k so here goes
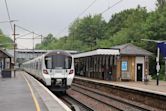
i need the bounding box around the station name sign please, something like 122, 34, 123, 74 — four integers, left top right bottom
157, 42, 166, 58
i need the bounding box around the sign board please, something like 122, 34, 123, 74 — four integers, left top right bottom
157, 42, 166, 57
121, 61, 128, 71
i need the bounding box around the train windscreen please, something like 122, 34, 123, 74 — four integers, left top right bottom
45, 55, 72, 69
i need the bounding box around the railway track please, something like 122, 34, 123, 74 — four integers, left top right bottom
56, 93, 94, 111
71, 83, 152, 111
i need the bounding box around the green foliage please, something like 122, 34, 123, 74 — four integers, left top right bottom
36, 33, 57, 49
68, 14, 107, 51
156, 0, 166, 9
36, 5, 166, 79
159, 65, 166, 80
106, 7, 149, 47
152, 64, 166, 81
0, 30, 13, 49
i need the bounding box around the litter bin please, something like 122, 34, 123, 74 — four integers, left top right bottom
1, 69, 11, 78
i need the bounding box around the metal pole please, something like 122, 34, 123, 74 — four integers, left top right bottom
41, 35, 43, 43
33, 32, 34, 50
32, 32, 34, 58
165, 57, 166, 81
13, 24, 16, 77
156, 47, 160, 85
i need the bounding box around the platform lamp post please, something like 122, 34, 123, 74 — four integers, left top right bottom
156, 47, 160, 85
157, 42, 166, 84
13, 24, 16, 77
141, 39, 166, 86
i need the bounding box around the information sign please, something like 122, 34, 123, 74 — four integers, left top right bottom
121, 61, 128, 71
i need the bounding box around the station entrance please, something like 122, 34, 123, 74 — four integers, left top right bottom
137, 63, 143, 81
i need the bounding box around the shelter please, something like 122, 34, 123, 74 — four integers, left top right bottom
112, 43, 152, 81
73, 49, 120, 80
0, 49, 13, 73
74, 43, 152, 82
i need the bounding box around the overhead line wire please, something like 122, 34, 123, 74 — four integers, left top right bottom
17, 35, 41, 39
4, 0, 13, 33
101, 0, 123, 14
77, 0, 97, 17
17, 38, 41, 39
55, 0, 123, 37
16, 32, 33, 39
15, 24, 45, 50
95, 0, 124, 37
88, 0, 123, 49
15, 25, 46, 38
16, 25, 39, 37
0, 20, 12, 23
55, 0, 97, 37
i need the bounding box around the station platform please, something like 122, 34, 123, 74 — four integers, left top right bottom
75, 76, 166, 96
0, 71, 71, 111
74, 76, 166, 110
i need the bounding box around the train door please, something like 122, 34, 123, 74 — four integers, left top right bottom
137, 63, 143, 81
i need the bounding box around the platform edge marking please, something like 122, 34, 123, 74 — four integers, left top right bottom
23, 74, 41, 111
26, 73, 72, 111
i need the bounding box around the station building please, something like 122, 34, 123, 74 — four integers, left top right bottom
0, 49, 13, 74
73, 43, 152, 82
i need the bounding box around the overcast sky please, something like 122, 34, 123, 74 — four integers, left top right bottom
0, 0, 157, 49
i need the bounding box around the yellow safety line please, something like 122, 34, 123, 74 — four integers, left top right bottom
23, 74, 41, 111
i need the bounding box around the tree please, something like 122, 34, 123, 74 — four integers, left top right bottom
156, 0, 166, 8
35, 33, 57, 49
69, 14, 107, 50
35, 5, 166, 80
0, 29, 13, 49
105, 7, 149, 47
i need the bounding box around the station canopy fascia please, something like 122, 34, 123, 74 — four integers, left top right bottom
0, 49, 13, 58
73, 49, 120, 58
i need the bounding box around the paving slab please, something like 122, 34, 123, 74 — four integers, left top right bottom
0, 71, 48, 111
75, 76, 166, 95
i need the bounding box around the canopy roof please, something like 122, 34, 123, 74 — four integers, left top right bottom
112, 43, 152, 56
0, 49, 13, 58
73, 49, 120, 58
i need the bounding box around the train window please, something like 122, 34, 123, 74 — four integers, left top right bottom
65, 57, 72, 69
45, 55, 72, 69
45, 57, 52, 69
52, 55, 72, 69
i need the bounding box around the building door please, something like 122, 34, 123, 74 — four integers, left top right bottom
137, 64, 143, 81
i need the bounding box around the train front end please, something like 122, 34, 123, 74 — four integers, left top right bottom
42, 51, 74, 91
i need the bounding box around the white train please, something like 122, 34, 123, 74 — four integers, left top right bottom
22, 50, 75, 91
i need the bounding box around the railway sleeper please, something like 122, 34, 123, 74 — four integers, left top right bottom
72, 83, 162, 111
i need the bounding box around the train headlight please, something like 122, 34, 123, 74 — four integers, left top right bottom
43, 69, 48, 74
69, 69, 74, 74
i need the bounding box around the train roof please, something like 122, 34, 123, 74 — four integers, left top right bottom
45, 50, 72, 57
73, 49, 120, 58
23, 50, 72, 64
